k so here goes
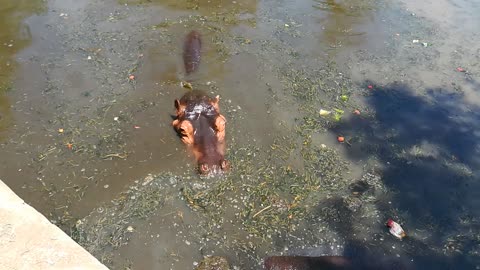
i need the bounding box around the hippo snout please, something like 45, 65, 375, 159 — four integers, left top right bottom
199, 160, 229, 176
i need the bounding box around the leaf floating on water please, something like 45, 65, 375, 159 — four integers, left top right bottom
319, 109, 331, 116
181, 81, 193, 90
333, 108, 344, 121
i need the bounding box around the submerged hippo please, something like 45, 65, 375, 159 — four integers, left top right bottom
264, 255, 412, 270
264, 256, 352, 270
183, 30, 202, 75
172, 30, 229, 176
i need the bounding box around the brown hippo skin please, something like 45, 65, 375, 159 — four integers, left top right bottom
264, 256, 353, 270
183, 30, 202, 75
172, 30, 228, 175
264, 256, 413, 270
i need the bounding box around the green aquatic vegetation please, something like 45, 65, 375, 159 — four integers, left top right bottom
333, 108, 345, 122
73, 175, 176, 258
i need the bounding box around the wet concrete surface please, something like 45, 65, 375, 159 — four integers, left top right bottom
1, 0, 480, 269
0, 179, 109, 270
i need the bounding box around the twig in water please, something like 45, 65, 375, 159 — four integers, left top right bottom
102, 153, 128, 159
252, 205, 272, 219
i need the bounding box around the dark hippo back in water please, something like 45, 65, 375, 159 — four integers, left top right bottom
264, 256, 352, 270
264, 255, 414, 270
183, 30, 202, 75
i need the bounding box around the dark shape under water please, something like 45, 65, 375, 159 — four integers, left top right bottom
183, 30, 202, 75
264, 255, 413, 270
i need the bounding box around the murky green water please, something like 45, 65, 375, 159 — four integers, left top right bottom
1, 0, 480, 269
0, 0, 44, 140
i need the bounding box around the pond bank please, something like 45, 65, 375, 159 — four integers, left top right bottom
0, 179, 109, 270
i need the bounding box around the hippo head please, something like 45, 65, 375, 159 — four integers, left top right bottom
191, 113, 229, 176
172, 90, 228, 176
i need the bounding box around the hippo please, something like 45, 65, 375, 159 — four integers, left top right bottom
172, 30, 229, 176
264, 256, 352, 270
264, 255, 413, 270
183, 30, 202, 75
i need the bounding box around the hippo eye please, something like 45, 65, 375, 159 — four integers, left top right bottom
179, 127, 189, 136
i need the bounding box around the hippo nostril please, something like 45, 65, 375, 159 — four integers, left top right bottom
200, 164, 209, 174
220, 160, 229, 170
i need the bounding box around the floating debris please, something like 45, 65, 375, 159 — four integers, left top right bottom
319, 109, 331, 116
337, 136, 345, 143
333, 108, 344, 121
181, 81, 193, 90
195, 256, 229, 270
386, 219, 406, 239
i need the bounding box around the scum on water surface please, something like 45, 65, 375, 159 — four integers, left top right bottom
2, 0, 480, 268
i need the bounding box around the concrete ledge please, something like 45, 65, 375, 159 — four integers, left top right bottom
0, 180, 109, 270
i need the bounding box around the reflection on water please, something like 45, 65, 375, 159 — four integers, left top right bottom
120, 0, 257, 14
259, 0, 381, 63
0, 0, 45, 139
313, 0, 375, 48
0, 93, 10, 140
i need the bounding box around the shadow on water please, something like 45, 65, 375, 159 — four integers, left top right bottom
327, 83, 480, 269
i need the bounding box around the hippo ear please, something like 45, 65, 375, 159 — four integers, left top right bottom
175, 99, 186, 116
212, 95, 220, 112
175, 99, 181, 111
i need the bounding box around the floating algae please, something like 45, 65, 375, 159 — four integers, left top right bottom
69, 2, 396, 268
72, 174, 178, 262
